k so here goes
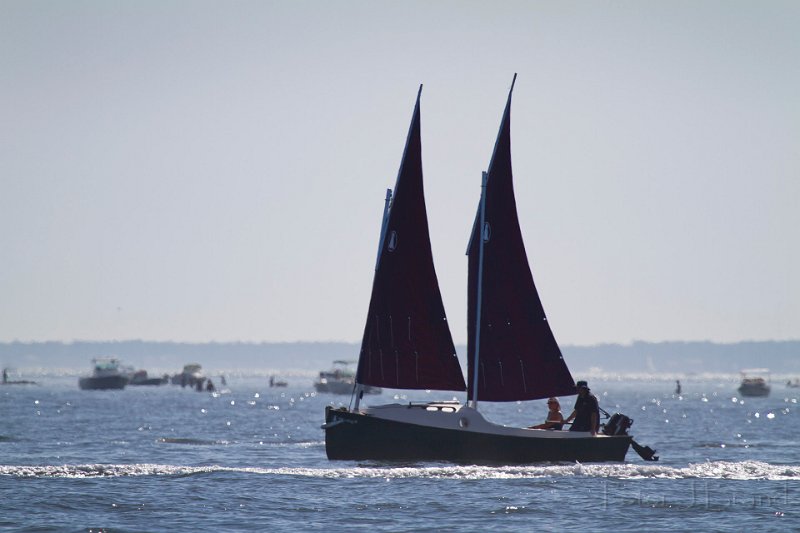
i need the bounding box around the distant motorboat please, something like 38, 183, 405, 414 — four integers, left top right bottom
314, 360, 381, 395
78, 358, 129, 390
738, 368, 770, 397
1, 367, 37, 386
171, 363, 205, 388
129, 370, 169, 386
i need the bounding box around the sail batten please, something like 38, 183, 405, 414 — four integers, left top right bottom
467, 75, 576, 402
355, 87, 467, 392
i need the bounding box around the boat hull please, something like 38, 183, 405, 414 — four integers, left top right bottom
130, 378, 168, 386
78, 376, 128, 390
738, 384, 770, 397
324, 405, 631, 463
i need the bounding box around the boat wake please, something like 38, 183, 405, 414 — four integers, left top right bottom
2, 460, 799, 480
156, 437, 231, 445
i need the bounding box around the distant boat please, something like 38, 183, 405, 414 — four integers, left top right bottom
738, 368, 770, 397
269, 376, 288, 388
323, 77, 653, 463
78, 358, 129, 390
314, 360, 381, 395
1, 367, 37, 386
171, 363, 205, 388
129, 370, 169, 386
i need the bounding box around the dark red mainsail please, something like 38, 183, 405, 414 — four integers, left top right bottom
467, 75, 576, 402
356, 87, 467, 392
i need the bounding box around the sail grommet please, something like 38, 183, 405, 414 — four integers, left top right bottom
388, 231, 398, 251
459, 417, 469, 428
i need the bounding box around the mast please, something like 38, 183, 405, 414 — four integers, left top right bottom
354, 187, 393, 411
469, 171, 489, 408
374, 189, 393, 270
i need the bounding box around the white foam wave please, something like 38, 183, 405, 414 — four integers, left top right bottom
2, 460, 798, 480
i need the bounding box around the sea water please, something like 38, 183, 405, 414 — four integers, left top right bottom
1, 375, 798, 531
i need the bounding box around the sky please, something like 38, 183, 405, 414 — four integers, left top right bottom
1, 1, 798, 346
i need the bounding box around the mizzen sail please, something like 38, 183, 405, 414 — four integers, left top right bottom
467, 75, 576, 402
356, 87, 467, 392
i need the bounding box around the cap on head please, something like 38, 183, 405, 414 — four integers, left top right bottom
576, 380, 589, 389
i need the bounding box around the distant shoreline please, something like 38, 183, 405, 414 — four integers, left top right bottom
2, 339, 798, 374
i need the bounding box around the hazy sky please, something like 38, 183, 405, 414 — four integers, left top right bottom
2, 1, 798, 346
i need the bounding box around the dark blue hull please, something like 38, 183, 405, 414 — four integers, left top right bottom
324, 406, 631, 464
78, 375, 128, 390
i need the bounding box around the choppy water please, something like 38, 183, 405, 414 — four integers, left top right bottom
1, 375, 798, 531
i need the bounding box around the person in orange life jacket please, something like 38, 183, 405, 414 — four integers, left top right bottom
529, 397, 564, 429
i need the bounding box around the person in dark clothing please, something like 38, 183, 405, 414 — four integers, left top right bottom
564, 380, 599, 435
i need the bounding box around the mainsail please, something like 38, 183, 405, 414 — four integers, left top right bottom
355, 87, 467, 392
467, 75, 576, 402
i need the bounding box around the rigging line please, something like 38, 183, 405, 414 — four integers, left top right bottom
395, 348, 400, 387
389, 315, 397, 385
519, 359, 527, 393
407, 316, 420, 384
377, 316, 385, 381
366, 327, 373, 378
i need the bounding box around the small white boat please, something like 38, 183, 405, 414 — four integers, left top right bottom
738, 368, 770, 397
314, 360, 381, 395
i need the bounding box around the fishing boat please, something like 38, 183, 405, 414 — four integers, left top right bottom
323, 76, 655, 464
78, 358, 129, 390
737, 368, 770, 397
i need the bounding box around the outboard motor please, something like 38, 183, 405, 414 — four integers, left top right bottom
602, 412, 659, 461
602, 413, 633, 436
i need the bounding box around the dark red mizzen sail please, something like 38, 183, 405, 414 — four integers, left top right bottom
356, 87, 467, 392
467, 75, 576, 402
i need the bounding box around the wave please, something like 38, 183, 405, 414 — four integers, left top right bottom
2, 460, 799, 480
156, 437, 231, 445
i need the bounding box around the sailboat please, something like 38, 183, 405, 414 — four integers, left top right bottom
323, 76, 644, 463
